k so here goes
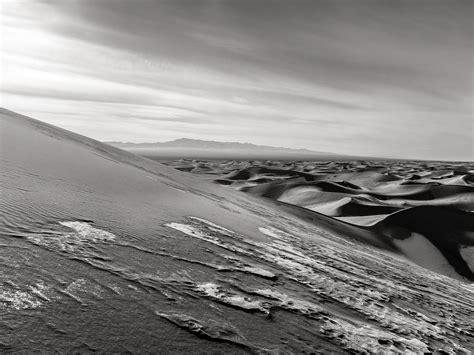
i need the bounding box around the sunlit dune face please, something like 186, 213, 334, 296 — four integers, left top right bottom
1, 0, 472, 160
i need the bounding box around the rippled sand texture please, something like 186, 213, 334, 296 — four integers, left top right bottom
1, 109, 473, 353
161, 159, 474, 281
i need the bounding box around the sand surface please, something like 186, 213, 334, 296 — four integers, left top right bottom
1, 108, 473, 353
160, 158, 474, 281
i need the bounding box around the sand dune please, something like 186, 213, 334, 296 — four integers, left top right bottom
373, 206, 474, 280
1, 109, 473, 353
162, 159, 474, 281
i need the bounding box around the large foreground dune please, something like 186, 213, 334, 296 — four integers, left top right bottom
1, 108, 473, 353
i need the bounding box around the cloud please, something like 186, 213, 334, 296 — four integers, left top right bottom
1, 0, 472, 160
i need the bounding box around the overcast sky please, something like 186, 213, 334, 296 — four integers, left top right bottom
2, 0, 473, 160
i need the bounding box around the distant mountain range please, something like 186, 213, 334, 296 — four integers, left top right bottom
105, 138, 363, 160
107, 138, 332, 154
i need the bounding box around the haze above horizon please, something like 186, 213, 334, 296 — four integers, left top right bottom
1, 0, 472, 160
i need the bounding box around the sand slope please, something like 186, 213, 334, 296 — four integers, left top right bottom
162, 159, 474, 281
373, 206, 474, 280
1, 109, 473, 353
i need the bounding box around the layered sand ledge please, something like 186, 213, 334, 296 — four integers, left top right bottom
1, 108, 473, 353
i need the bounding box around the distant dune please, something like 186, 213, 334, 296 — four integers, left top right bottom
162, 159, 474, 281
1, 108, 473, 353
106, 138, 363, 160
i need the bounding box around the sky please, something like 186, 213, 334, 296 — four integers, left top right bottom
1, 0, 473, 160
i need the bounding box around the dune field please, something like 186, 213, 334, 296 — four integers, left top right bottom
1, 109, 473, 353
160, 159, 474, 282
